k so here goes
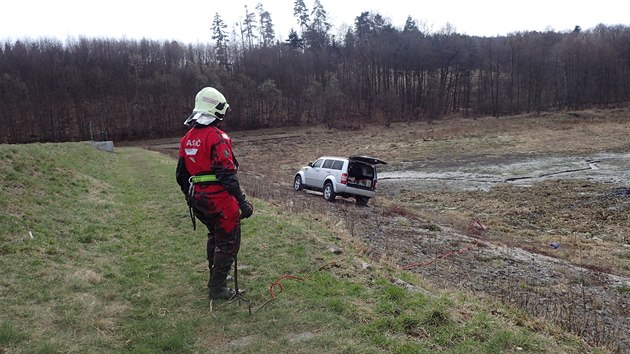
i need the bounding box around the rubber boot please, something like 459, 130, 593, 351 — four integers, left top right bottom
208, 257, 235, 300
206, 247, 232, 288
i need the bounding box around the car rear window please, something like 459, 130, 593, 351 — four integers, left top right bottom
322, 159, 334, 169
332, 160, 344, 170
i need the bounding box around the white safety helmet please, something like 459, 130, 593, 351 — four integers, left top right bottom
184, 87, 230, 126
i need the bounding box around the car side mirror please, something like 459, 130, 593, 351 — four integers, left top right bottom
308, 162, 313, 167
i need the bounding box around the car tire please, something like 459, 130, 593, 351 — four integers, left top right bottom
355, 196, 370, 206
293, 175, 303, 191
323, 182, 336, 202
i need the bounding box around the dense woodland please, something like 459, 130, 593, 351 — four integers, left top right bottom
1, 1, 629, 143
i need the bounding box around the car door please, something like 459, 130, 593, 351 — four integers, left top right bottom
304, 158, 324, 187
346, 156, 386, 196
349, 155, 387, 166
318, 159, 335, 187
330, 159, 346, 190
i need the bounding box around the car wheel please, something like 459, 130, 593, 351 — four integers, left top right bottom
293, 175, 303, 191
323, 182, 336, 202
355, 196, 370, 206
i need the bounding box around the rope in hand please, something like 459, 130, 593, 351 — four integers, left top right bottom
401, 243, 477, 270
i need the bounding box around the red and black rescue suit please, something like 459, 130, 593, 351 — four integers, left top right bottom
176, 123, 251, 296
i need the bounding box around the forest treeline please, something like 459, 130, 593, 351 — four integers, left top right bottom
1, 1, 629, 143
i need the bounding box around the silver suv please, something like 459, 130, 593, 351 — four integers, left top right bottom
293, 155, 386, 206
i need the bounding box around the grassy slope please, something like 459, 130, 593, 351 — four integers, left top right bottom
0, 143, 602, 353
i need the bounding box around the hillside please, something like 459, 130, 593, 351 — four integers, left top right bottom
0, 143, 601, 353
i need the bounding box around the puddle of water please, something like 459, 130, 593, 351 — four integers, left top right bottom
380, 152, 630, 192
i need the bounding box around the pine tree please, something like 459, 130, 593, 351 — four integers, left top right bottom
241, 5, 257, 50
211, 12, 229, 67
256, 3, 276, 47
286, 29, 304, 50
306, 0, 331, 49
403, 16, 420, 33
293, 0, 309, 38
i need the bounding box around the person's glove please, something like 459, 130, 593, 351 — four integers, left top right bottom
239, 201, 254, 219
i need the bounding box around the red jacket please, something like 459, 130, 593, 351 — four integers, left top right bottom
176, 124, 245, 212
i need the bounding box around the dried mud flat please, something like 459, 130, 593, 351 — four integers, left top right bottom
151, 109, 630, 351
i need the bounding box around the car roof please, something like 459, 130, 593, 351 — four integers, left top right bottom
317, 156, 348, 161
349, 155, 387, 165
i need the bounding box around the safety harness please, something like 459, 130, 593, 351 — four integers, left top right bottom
187, 174, 220, 230
190, 174, 219, 184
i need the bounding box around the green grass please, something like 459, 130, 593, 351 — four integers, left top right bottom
0, 142, 602, 353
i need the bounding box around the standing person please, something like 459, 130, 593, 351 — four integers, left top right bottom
176, 87, 253, 300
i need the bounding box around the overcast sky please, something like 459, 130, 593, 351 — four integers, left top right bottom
2, 0, 629, 44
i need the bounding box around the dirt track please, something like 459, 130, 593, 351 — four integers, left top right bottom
152, 109, 630, 352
